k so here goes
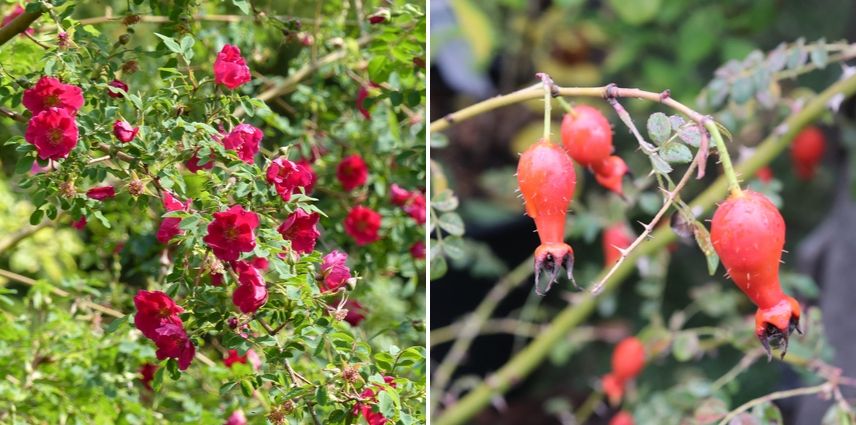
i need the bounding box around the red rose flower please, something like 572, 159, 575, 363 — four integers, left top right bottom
72, 216, 87, 230
186, 149, 215, 172
2, 5, 34, 35
266, 157, 314, 202
319, 250, 351, 292
296, 159, 317, 194
107, 79, 129, 98
354, 376, 396, 425
157, 191, 191, 244
139, 363, 157, 391
225, 410, 247, 425
343, 299, 367, 326
403, 192, 426, 224
223, 349, 261, 371
24, 107, 79, 160
86, 186, 116, 201
410, 241, 425, 259
113, 120, 139, 143
336, 154, 368, 191
153, 323, 195, 370
390, 184, 411, 206
133, 290, 184, 340
232, 260, 268, 313
23, 76, 84, 115
222, 123, 262, 164
277, 209, 320, 255
203, 205, 259, 262
213, 44, 251, 90
250, 257, 269, 271
344, 205, 381, 245
210, 273, 224, 286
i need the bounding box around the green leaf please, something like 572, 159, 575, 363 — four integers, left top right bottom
606, 0, 661, 25
693, 222, 719, 275
676, 125, 702, 148
810, 40, 828, 69
438, 212, 465, 236
430, 254, 447, 280
154, 33, 183, 55
29, 208, 44, 225
103, 315, 127, 335
442, 236, 466, 258
431, 189, 459, 212
659, 142, 693, 163
649, 154, 673, 174
378, 391, 396, 418
647, 112, 672, 145
672, 332, 700, 361
232, 0, 251, 14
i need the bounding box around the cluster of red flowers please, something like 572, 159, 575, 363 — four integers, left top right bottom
133, 290, 196, 370
266, 157, 314, 201
223, 349, 261, 371
391, 184, 426, 224
354, 376, 397, 425
23, 77, 83, 160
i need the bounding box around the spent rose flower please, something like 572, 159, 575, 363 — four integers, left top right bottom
203, 205, 259, 262
344, 206, 381, 245
225, 410, 248, 425
86, 186, 116, 201
23, 77, 84, 115
410, 241, 425, 259
277, 209, 320, 255
153, 323, 195, 370
107, 79, 129, 98
133, 290, 184, 340
2, 5, 34, 35
266, 157, 314, 202
24, 107, 79, 160
139, 363, 157, 391
319, 250, 351, 292
213, 44, 251, 90
343, 299, 367, 326
223, 349, 261, 371
157, 191, 191, 244
336, 154, 368, 191
222, 124, 262, 164
113, 120, 139, 143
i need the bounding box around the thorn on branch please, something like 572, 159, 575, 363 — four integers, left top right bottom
659, 89, 671, 101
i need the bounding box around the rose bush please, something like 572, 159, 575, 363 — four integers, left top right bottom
0, 1, 426, 424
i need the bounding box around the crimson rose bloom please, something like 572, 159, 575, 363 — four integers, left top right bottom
403, 192, 426, 224
139, 363, 157, 391
203, 205, 259, 262
410, 241, 425, 259
319, 250, 351, 292
232, 261, 268, 313
266, 157, 314, 202
223, 349, 261, 371
213, 44, 251, 90
354, 376, 397, 425
72, 216, 87, 230
24, 107, 79, 160
344, 205, 381, 245
23, 77, 84, 115
133, 290, 184, 340
297, 159, 317, 194
225, 410, 248, 425
113, 120, 139, 143
336, 154, 368, 191
390, 184, 411, 206
157, 191, 191, 244
222, 123, 262, 164
277, 209, 320, 255
153, 323, 196, 371
86, 186, 116, 201
107, 79, 128, 98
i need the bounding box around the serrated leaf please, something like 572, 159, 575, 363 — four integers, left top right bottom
647, 112, 672, 145
442, 236, 466, 258
154, 33, 182, 54
649, 153, 673, 174
431, 189, 459, 212
677, 125, 702, 148
438, 212, 464, 236
430, 254, 447, 280
669, 115, 686, 131
659, 142, 693, 163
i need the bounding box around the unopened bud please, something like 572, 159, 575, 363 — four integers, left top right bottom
123, 14, 141, 26
118, 33, 131, 45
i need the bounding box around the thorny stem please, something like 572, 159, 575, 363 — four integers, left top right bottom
590, 158, 697, 294
717, 383, 831, 425
432, 71, 856, 425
